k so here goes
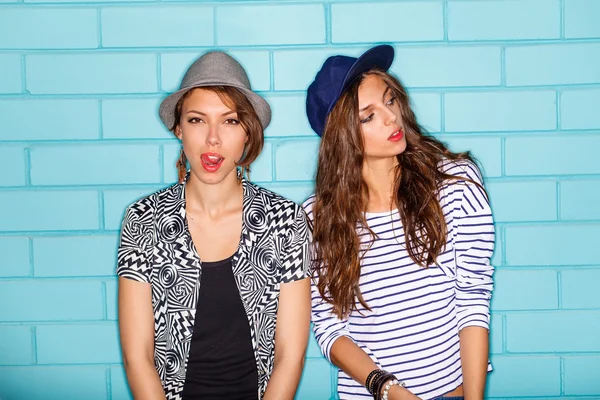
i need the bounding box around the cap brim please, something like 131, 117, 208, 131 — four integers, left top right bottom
342, 45, 395, 93
159, 83, 272, 131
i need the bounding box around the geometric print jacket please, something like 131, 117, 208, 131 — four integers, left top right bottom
116, 176, 310, 399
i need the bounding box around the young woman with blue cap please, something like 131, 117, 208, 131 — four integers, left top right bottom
117, 51, 311, 400
304, 45, 495, 400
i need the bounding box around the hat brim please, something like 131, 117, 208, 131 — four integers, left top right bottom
159, 82, 272, 131
326, 45, 395, 116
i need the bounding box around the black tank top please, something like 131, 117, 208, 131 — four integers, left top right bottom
182, 256, 258, 399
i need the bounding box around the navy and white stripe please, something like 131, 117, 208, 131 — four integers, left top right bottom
303, 159, 494, 400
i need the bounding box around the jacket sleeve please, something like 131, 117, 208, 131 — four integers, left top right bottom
116, 205, 153, 283
279, 204, 311, 283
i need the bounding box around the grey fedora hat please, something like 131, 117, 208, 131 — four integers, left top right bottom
159, 51, 271, 130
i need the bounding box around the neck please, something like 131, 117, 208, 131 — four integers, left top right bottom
185, 169, 243, 218
362, 157, 399, 213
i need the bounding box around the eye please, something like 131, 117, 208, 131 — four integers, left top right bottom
187, 117, 203, 124
386, 97, 396, 106
360, 114, 374, 124
224, 118, 240, 125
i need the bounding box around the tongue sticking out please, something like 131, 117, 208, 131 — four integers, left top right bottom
201, 154, 223, 166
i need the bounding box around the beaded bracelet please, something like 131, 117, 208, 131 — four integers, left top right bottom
372, 372, 396, 400
381, 378, 405, 400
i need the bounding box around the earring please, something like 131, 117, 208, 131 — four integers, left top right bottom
176, 148, 187, 184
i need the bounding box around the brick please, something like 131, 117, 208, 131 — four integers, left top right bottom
250, 142, 272, 182
436, 136, 502, 178
274, 139, 319, 182
564, 356, 600, 395
0, 8, 97, 49
37, 323, 120, 364
506, 44, 600, 86
101, 6, 213, 47
102, 98, 170, 139
565, 0, 600, 38
30, 144, 161, 185
505, 224, 600, 266
507, 311, 600, 352
393, 46, 501, 88
104, 188, 162, 230
26, 0, 146, 3
445, 91, 556, 132
410, 93, 441, 133
486, 356, 560, 396
0, 190, 99, 231
489, 315, 502, 354
110, 365, 132, 400
260, 183, 314, 206
296, 358, 332, 400
486, 181, 557, 222
216, 4, 325, 46
561, 89, 600, 130
491, 270, 558, 311
161, 51, 270, 93
26, 53, 158, 94
505, 135, 600, 176
562, 269, 600, 309
0, 280, 103, 321
264, 95, 313, 138
0, 326, 33, 365
0, 99, 99, 140
33, 235, 118, 277
0, 366, 107, 400
331, 2, 443, 43
0, 146, 25, 186
273, 48, 358, 91
561, 180, 600, 220
0, 237, 30, 277
448, 0, 560, 40
106, 279, 117, 320
0, 54, 21, 93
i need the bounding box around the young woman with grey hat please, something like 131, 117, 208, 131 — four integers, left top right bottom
303, 45, 495, 400
116, 51, 311, 400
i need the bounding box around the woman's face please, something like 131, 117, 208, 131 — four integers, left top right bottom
176, 88, 247, 185
357, 74, 407, 162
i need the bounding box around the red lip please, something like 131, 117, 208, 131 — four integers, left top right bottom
200, 152, 224, 173
388, 129, 404, 142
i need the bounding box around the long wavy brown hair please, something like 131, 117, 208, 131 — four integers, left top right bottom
312, 70, 481, 319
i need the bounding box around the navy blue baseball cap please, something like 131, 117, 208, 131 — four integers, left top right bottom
306, 45, 395, 137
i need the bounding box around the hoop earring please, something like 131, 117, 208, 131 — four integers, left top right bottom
176, 148, 187, 184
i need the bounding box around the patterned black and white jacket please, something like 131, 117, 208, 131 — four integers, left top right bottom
116, 177, 310, 399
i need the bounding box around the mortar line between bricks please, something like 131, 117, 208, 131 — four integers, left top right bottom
557, 270, 563, 310
269, 51, 275, 91
107, 367, 112, 400
325, 3, 332, 44
24, 147, 31, 186
21, 54, 27, 94
443, 0, 448, 42
213, 7, 218, 46
28, 237, 34, 277
98, 190, 105, 230
500, 47, 506, 86
560, 357, 565, 395
97, 8, 102, 48
560, 0, 566, 39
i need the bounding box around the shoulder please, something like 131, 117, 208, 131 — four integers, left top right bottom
301, 194, 316, 223
245, 181, 306, 223
124, 182, 182, 219
438, 158, 483, 185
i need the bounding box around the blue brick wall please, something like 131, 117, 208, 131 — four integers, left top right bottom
0, 1, 599, 399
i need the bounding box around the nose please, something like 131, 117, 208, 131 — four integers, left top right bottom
205, 124, 221, 146
383, 106, 397, 126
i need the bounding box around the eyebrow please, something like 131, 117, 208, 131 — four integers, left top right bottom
359, 86, 392, 112
186, 110, 237, 116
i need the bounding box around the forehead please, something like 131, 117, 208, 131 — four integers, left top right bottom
357, 75, 389, 106
181, 88, 234, 112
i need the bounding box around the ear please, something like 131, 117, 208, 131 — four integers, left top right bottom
175, 126, 183, 140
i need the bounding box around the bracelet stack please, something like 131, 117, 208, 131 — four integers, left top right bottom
365, 369, 405, 400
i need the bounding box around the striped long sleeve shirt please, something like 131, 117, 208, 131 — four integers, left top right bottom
303, 159, 495, 400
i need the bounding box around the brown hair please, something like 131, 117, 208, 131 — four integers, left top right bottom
171, 86, 264, 182
312, 70, 482, 319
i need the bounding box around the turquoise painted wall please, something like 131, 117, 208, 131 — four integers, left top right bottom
1, 0, 600, 398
